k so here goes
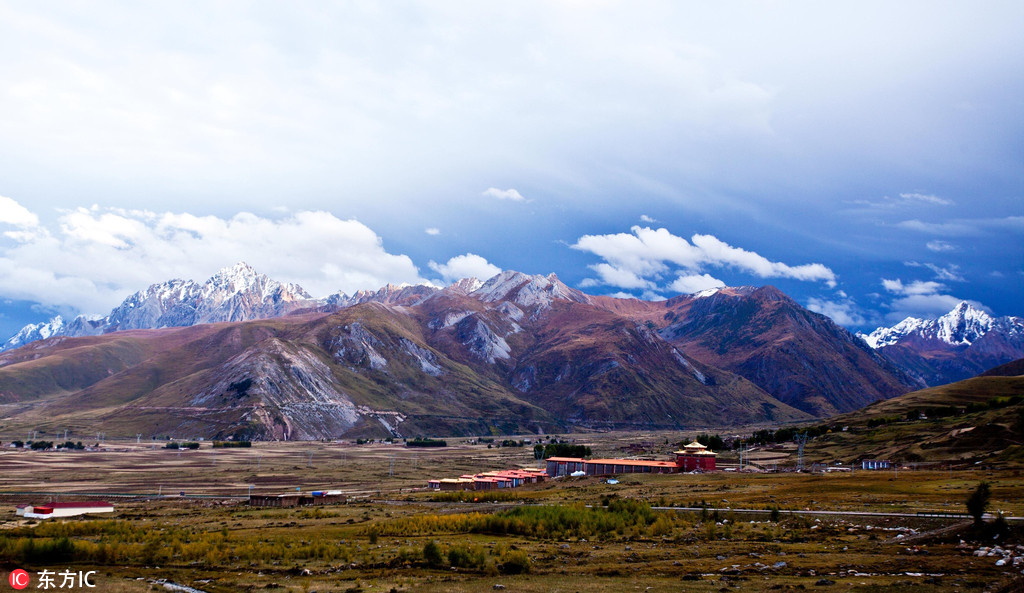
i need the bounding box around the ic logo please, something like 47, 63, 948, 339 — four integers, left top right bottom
9, 569, 30, 590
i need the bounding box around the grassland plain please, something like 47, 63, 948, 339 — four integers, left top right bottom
1, 436, 1023, 592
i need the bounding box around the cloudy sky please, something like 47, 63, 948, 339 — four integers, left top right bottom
0, 1, 1021, 339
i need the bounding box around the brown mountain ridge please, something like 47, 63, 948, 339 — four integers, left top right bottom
0, 270, 920, 439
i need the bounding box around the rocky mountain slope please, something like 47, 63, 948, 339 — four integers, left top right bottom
859, 302, 1024, 386
0, 272, 813, 439
593, 286, 919, 417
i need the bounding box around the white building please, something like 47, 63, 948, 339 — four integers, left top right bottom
18, 501, 114, 519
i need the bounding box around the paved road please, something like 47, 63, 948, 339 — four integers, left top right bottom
652, 505, 1023, 522
5, 491, 1021, 522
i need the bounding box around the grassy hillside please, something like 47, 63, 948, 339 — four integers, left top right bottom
981, 356, 1024, 377
802, 375, 1024, 467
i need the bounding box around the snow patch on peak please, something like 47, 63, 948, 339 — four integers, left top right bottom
447, 277, 484, 295
12, 315, 65, 342
862, 301, 1000, 348
691, 287, 722, 299
934, 302, 993, 345
471, 270, 590, 309
472, 270, 533, 302
209, 261, 258, 286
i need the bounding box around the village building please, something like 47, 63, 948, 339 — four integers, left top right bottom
17, 501, 114, 519
674, 442, 718, 472
248, 491, 345, 507
428, 445, 718, 490
427, 468, 548, 491
860, 459, 891, 470
545, 443, 717, 477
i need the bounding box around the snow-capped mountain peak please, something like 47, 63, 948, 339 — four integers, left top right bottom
201, 262, 312, 302
2, 263, 318, 351
446, 277, 484, 295
861, 301, 998, 348
206, 262, 260, 293
471, 270, 591, 308
934, 301, 993, 345
6, 315, 66, 345
691, 287, 723, 299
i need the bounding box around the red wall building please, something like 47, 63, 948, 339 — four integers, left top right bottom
674, 442, 717, 471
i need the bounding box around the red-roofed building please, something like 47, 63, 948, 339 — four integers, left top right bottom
674, 442, 717, 472
545, 444, 718, 477
426, 467, 549, 491
19, 501, 114, 519
546, 457, 682, 477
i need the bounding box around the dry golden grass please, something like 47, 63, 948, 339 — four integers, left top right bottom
1, 435, 1022, 592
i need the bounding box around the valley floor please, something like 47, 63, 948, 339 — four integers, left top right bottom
1, 436, 1023, 592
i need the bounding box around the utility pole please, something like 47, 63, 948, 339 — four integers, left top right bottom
794, 432, 808, 472
307, 450, 313, 468
136, 434, 142, 444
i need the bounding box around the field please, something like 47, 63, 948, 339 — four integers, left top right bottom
2, 433, 1023, 592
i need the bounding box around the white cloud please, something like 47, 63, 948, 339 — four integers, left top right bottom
639, 214, 657, 223
898, 192, 954, 206
897, 219, 977, 236
668, 273, 724, 294
881, 278, 946, 296
905, 261, 965, 282
897, 216, 1024, 237
879, 276, 984, 320
573, 226, 701, 277
925, 240, 957, 252
849, 191, 955, 211
429, 253, 501, 283
0, 195, 40, 228
572, 226, 836, 292
588, 263, 654, 290
806, 296, 867, 327
888, 293, 979, 320
483, 188, 526, 202
691, 234, 837, 286
0, 197, 428, 313
425, 227, 440, 236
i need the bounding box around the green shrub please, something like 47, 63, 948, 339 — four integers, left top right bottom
499, 549, 530, 574
447, 545, 486, 569
423, 540, 444, 567
967, 482, 991, 524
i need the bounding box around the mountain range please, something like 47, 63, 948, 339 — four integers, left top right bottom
859, 302, 1024, 386
0, 263, 1019, 439
1, 263, 433, 351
